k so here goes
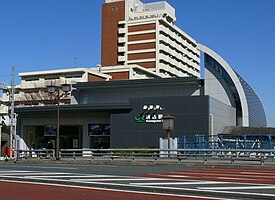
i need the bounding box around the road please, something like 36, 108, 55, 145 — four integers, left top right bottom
0, 163, 275, 199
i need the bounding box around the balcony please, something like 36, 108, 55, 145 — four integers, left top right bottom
118, 56, 126, 62
118, 46, 126, 52
118, 37, 126, 43
118, 28, 126, 34
0, 105, 8, 115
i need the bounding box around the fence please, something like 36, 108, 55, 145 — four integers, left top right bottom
18, 149, 55, 160
178, 134, 275, 149
17, 148, 275, 166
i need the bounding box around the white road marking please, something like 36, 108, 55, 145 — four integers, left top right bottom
166, 171, 274, 178
162, 175, 188, 178
25, 175, 117, 178
70, 178, 164, 182
131, 181, 226, 186
0, 172, 72, 176
0, 170, 33, 173
0, 174, 174, 183
68, 180, 275, 198
118, 184, 275, 198
2, 175, 187, 183
240, 171, 275, 175
217, 177, 263, 181
16, 166, 78, 170
199, 185, 275, 190
167, 173, 275, 179
1, 169, 275, 198
198, 188, 275, 197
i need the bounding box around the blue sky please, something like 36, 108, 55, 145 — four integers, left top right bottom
0, 0, 274, 126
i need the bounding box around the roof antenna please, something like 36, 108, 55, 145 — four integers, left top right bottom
74, 57, 79, 68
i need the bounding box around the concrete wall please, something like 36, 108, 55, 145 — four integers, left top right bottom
111, 96, 210, 148
74, 79, 202, 105
209, 97, 236, 135
204, 67, 235, 107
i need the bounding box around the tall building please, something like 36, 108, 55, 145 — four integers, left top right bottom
101, 0, 200, 79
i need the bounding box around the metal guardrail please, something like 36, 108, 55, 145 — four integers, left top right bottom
18, 149, 55, 160
17, 148, 275, 165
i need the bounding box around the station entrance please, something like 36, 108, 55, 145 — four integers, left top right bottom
25, 125, 82, 150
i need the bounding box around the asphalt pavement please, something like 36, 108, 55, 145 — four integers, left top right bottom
1, 162, 275, 199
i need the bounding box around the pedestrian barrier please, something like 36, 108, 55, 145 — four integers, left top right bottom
17, 148, 275, 166
18, 149, 55, 160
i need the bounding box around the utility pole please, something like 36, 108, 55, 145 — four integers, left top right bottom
0, 83, 8, 158
9, 66, 15, 159
0, 124, 2, 157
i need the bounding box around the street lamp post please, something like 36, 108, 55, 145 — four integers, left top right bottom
162, 115, 175, 157
162, 115, 175, 139
47, 83, 71, 160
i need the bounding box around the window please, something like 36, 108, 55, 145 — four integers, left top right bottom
89, 124, 110, 149
88, 124, 110, 136
112, 7, 118, 11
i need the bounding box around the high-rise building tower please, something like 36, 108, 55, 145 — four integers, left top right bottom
101, 0, 200, 80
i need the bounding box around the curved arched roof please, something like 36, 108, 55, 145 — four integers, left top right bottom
198, 44, 267, 127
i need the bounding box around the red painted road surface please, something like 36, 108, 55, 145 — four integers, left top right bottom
0, 181, 211, 200
145, 168, 275, 185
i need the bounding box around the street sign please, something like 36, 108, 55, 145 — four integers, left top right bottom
0, 82, 8, 90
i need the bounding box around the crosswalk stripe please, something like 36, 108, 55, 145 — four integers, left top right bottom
71, 178, 163, 182
122, 184, 275, 198
130, 181, 226, 186
1, 168, 275, 199
163, 175, 188, 178
217, 177, 265, 181
240, 171, 275, 175
0, 171, 33, 173
0, 172, 71, 176
25, 175, 116, 178
199, 185, 275, 190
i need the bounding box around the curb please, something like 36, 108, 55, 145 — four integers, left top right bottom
6, 158, 275, 169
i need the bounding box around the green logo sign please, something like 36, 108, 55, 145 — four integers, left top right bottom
134, 114, 145, 123
134, 104, 164, 124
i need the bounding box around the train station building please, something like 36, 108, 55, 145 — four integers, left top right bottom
1, 0, 268, 151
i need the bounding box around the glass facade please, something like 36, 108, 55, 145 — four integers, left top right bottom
237, 75, 267, 127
